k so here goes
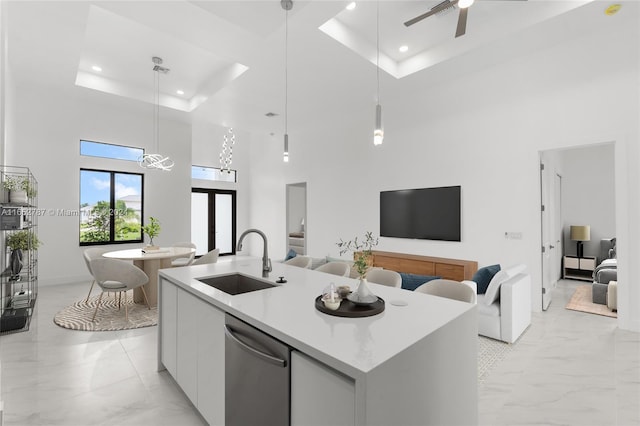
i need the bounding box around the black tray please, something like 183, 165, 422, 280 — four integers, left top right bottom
315, 295, 385, 318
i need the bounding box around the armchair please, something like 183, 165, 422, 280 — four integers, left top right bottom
475, 264, 531, 343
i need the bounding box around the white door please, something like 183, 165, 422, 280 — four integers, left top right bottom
191, 192, 209, 256
540, 156, 553, 310
191, 189, 236, 256
552, 173, 563, 282
214, 193, 233, 254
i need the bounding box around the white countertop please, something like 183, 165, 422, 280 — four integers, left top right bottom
159, 256, 475, 379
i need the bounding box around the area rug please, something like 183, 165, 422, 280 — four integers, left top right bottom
478, 336, 513, 383
53, 291, 157, 331
565, 284, 617, 318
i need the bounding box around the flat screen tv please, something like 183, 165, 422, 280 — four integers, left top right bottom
380, 186, 461, 242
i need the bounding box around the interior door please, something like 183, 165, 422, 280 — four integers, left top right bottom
552, 173, 563, 282
540, 156, 553, 310
191, 189, 236, 256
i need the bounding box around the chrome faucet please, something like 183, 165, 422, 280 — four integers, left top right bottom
236, 228, 272, 276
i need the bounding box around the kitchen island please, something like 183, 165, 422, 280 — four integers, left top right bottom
158, 256, 477, 426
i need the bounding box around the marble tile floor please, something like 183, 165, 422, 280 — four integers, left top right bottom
0, 280, 638, 425
479, 279, 640, 426
0, 282, 206, 426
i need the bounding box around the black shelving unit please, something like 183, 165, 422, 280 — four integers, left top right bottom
0, 166, 38, 335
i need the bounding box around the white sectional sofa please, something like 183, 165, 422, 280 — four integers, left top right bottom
476, 264, 531, 344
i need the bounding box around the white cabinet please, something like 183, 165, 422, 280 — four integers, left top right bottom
177, 289, 199, 404
159, 279, 177, 377
159, 279, 225, 425
291, 351, 355, 426
196, 297, 225, 425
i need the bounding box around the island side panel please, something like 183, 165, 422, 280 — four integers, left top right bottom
363, 307, 477, 426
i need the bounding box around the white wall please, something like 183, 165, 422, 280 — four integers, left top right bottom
561, 144, 615, 260
8, 82, 191, 285
247, 8, 639, 330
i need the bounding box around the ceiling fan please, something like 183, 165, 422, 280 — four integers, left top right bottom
404, 0, 523, 38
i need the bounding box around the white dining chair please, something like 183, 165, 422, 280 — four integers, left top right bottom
89, 258, 150, 321
314, 261, 351, 277
415, 279, 476, 303
171, 242, 197, 267
283, 256, 312, 269
192, 248, 220, 265
83, 247, 113, 302
365, 268, 402, 288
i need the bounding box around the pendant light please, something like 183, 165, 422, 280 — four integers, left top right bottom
282, 0, 293, 162
139, 57, 174, 171
373, 1, 384, 146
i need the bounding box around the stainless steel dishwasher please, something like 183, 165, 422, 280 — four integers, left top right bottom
225, 313, 291, 426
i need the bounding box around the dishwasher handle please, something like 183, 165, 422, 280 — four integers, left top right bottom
224, 325, 288, 368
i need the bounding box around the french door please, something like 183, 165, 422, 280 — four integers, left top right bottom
191, 189, 236, 256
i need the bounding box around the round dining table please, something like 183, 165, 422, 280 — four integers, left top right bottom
102, 246, 195, 307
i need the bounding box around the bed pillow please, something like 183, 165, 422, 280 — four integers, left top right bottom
285, 249, 297, 261
399, 272, 442, 291
483, 270, 509, 305
472, 264, 501, 294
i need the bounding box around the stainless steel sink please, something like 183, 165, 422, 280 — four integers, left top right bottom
197, 274, 276, 295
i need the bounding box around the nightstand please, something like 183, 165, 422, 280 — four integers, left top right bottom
563, 255, 596, 281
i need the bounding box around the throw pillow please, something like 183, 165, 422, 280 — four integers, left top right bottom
285, 249, 297, 261
472, 264, 501, 294
399, 272, 442, 291
483, 270, 509, 305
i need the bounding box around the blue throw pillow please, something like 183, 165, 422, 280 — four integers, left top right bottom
473, 264, 501, 294
399, 272, 441, 291
285, 249, 297, 261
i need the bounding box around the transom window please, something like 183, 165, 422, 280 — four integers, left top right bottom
192, 165, 237, 183
80, 140, 144, 162
80, 169, 144, 245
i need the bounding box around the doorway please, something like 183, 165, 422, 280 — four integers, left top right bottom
540, 143, 616, 311
191, 188, 237, 256
286, 183, 307, 255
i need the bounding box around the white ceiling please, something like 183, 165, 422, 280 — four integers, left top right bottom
6, 0, 627, 135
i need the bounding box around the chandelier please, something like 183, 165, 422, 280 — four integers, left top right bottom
139, 57, 174, 171
220, 127, 236, 173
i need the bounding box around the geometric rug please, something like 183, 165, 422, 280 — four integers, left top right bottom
478, 335, 514, 383
53, 291, 157, 331
565, 284, 617, 318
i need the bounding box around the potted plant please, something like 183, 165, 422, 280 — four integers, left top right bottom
6, 230, 41, 280
337, 231, 379, 304
2, 175, 37, 204
141, 216, 161, 250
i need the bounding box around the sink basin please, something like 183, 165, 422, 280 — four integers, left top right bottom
197, 274, 276, 295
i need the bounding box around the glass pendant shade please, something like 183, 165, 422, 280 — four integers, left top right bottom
373, 104, 384, 146
458, 0, 475, 8
283, 133, 289, 162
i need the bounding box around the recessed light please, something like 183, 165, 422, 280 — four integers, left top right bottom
605, 4, 621, 15
399, 45, 409, 53
176, 90, 184, 95
346, 2, 356, 11
91, 65, 102, 72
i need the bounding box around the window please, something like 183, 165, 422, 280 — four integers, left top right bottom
80, 169, 144, 245
80, 140, 144, 162
192, 165, 237, 183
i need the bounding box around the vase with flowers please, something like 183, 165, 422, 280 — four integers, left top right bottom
141, 216, 161, 250
337, 231, 379, 305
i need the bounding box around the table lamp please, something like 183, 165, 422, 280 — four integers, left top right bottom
570, 225, 590, 258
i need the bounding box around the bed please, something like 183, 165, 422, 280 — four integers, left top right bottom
288, 232, 305, 255
592, 238, 617, 305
